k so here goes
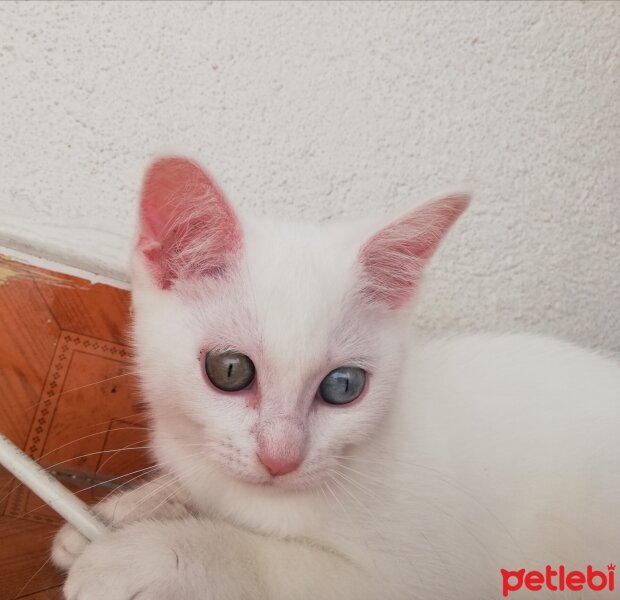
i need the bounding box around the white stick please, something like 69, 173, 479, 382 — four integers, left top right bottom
0, 433, 107, 540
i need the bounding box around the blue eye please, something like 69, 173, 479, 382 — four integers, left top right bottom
319, 367, 366, 405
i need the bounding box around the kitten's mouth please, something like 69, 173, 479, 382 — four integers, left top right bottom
228, 464, 315, 491
206, 447, 316, 490
257, 478, 276, 487
253, 467, 301, 487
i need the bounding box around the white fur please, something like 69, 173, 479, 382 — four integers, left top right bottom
54, 202, 620, 599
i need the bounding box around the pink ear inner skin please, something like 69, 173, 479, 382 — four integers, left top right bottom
359, 194, 469, 309
138, 157, 242, 289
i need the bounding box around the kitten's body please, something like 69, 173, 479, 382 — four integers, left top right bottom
53, 159, 620, 599
145, 334, 620, 600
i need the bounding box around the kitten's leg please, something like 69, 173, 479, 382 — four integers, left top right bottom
51, 475, 190, 570
64, 517, 376, 600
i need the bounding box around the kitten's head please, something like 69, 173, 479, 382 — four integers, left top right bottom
131, 157, 467, 494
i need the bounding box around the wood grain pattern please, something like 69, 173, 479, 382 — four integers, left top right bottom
0, 256, 150, 600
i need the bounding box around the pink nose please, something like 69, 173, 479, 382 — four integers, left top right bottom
257, 451, 300, 476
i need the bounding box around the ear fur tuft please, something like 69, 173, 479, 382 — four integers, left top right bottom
359, 194, 469, 309
137, 157, 242, 289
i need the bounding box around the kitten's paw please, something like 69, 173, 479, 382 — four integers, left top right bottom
52, 478, 191, 572
63, 522, 194, 600
51, 523, 89, 570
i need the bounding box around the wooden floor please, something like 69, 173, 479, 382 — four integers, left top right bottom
0, 256, 150, 600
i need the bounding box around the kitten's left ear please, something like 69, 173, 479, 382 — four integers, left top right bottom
359, 194, 469, 309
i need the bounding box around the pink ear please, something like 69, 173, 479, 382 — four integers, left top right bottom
137, 157, 242, 289
359, 194, 469, 309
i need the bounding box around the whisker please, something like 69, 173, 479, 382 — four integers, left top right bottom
0, 427, 159, 505
52, 372, 138, 398
23, 371, 139, 415
332, 453, 525, 562
128, 463, 201, 522
330, 470, 428, 589
13, 549, 56, 599
0, 445, 157, 506
15, 447, 206, 523
332, 461, 384, 484
41, 446, 155, 471
317, 482, 330, 508
96, 438, 150, 471
85, 412, 150, 430
141, 481, 185, 519
329, 472, 370, 514
331, 467, 381, 503
109, 448, 207, 521
323, 478, 356, 531
37, 426, 151, 464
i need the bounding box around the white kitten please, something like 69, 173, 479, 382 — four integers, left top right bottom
53, 158, 620, 600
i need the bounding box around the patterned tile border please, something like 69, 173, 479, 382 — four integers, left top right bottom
6, 331, 132, 523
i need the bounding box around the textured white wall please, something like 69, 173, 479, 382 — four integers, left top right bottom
1, 1, 619, 353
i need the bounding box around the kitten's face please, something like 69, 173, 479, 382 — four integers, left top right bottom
131, 158, 467, 492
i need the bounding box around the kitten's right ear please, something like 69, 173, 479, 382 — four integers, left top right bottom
137, 157, 242, 289
359, 194, 469, 309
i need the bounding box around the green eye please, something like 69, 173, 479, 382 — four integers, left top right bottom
205, 351, 256, 392
319, 367, 366, 405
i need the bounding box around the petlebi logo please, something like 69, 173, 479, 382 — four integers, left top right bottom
501, 564, 615, 597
